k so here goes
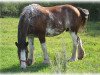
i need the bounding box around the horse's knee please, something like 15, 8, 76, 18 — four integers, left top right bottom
70, 32, 78, 47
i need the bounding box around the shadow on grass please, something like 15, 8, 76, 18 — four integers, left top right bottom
0, 63, 49, 73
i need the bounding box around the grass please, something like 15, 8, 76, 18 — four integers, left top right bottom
0, 18, 100, 74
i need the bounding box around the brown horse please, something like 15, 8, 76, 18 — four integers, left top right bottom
15, 4, 89, 69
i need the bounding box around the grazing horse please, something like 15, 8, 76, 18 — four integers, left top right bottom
15, 4, 89, 69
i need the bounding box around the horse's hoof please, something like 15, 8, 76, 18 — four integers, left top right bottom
68, 58, 77, 62
78, 57, 83, 60
78, 54, 84, 60
26, 59, 33, 66
78, 50, 85, 60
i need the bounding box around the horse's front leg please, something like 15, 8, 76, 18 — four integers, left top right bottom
69, 32, 78, 61
78, 37, 85, 60
38, 36, 50, 64
27, 36, 34, 66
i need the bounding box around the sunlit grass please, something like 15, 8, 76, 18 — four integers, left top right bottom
0, 18, 100, 73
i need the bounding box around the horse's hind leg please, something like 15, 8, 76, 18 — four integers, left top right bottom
38, 36, 50, 64
41, 43, 50, 64
77, 37, 85, 60
69, 32, 78, 61
27, 36, 34, 66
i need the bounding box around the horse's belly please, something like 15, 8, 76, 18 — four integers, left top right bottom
45, 27, 64, 37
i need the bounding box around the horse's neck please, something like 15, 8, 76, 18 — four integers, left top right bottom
18, 28, 27, 44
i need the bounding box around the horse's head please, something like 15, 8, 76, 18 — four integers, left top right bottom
15, 42, 28, 69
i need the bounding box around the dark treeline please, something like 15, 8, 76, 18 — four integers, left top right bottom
0, 2, 100, 21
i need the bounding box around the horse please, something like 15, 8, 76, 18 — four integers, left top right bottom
15, 3, 89, 69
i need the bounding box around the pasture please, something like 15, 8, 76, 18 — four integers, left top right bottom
0, 18, 100, 73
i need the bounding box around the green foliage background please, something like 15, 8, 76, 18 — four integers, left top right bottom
0, 2, 100, 21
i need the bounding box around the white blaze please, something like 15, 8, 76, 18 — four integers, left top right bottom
20, 50, 26, 69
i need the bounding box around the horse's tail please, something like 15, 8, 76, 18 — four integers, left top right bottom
77, 7, 89, 26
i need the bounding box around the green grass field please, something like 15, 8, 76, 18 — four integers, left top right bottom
0, 18, 100, 73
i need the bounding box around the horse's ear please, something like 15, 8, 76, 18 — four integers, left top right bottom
15, 42, 18, 46
26, 42, 28, 46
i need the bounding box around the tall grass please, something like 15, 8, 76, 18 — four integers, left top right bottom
50, 38, 68, 73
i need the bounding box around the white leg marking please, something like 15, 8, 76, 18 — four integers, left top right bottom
78, 37, 85, 59
28, 36, 34, 60
20, 50, 26, 69
70, 32, 78, 61
78, 37, 83, 47
41, 43, 50, 64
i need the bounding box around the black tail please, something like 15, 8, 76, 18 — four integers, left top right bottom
77, 7, 89, 25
